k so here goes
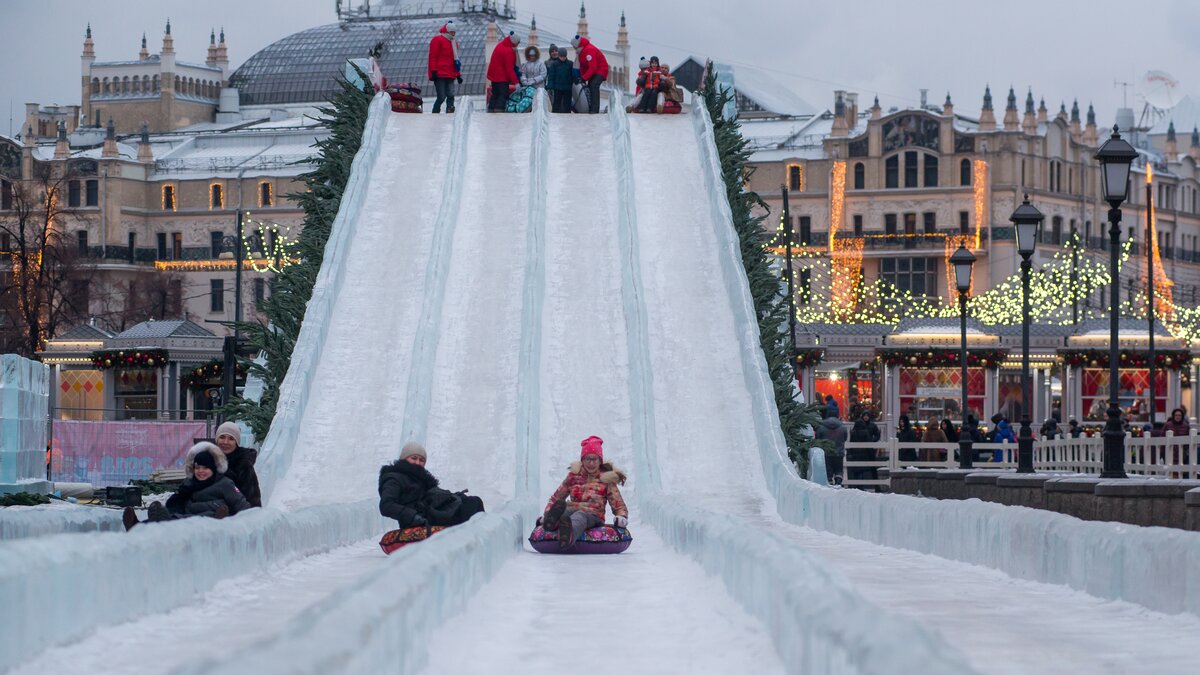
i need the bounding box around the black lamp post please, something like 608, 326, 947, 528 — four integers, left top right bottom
781, 185, 798, 350
951, 243, 977, 469
1095, 125, 1139, 478
1011, 195, 1043, 473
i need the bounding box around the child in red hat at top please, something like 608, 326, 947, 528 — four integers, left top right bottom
542, 435, 628, 551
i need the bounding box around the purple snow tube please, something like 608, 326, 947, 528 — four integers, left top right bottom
528, 524, 633, 554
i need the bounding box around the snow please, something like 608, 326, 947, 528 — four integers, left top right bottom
423, 519, 785, 675
12, 539, 387, 675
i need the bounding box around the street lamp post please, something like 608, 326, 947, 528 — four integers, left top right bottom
1095, 125, 1139, 478
1145, 175, 1157, 428
781, 185, 798, 350
951, 243, 977, 469
1011, 195, 1044, 473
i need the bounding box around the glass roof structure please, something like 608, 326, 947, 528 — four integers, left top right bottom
229, 11, 569, 106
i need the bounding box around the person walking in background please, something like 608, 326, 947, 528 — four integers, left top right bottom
816, 414, 847, 484
427, 20, 462, 113
571, 34, 608, 114
545, 44, 573, 113
486, 31, 520, 112
897, 414, 920, 463
1067, 418, 1083, 438
824, 394, 839, 420
847, 411, 880, 484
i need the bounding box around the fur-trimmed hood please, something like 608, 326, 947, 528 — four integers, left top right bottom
184, 442, 227, 478
567, 461, 627, 486
379, 459, 439, 490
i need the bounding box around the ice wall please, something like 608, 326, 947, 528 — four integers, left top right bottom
0, 504, 124, 540
0, 354, 51, 493
0, 501, 387, 671
178, 503, 535, 675
255, 93, 393, 502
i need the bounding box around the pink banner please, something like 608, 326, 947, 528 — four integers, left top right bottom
51, 421, 209, 487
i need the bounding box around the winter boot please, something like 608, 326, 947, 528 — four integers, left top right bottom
556, 512, 576, 551
543, 498, 567, 531
446, 104, 455, 114
147, 501, 171, 522
212, 504, 231, 519
122, 506, 139, 531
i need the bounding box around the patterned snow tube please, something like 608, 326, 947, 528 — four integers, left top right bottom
379, 525, 447, 554
528, 524, 632, 554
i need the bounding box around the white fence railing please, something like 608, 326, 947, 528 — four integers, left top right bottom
842, 431, 1200, 488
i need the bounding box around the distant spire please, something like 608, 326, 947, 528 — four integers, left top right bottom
945, 92, 952, 106
1024, 88, 1034, 114
86, 23, 92, 39
982, 85, 992, 110
1167, 120, 1177, 142
1006, 86, 1017, 110
140, 122, 150, 145
219, 27, 225, 43
57, 120, 67, 141
620, 10, 626, 27
142, 33, 147, 49
579, 1, 586, 18
165, 18, 171, 35
210, 28, 216, 45
530, 14, 536, 29
1070, 99, 1080, 122
1086, 103, 1096, 125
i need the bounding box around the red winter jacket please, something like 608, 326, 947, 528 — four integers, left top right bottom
576, 37, 609, 81
486, 39, 519, 85
427, 26, 459, 80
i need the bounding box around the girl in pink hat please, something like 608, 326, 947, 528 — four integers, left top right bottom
542, 435, 628, 551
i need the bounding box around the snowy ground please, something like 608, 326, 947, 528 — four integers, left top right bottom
12, 540, 386, 675
422, 517, 784, 674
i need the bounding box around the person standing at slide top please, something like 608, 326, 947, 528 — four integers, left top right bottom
427, 20, 463, 113
571, 34, 608, 114
486, 31, 521, 112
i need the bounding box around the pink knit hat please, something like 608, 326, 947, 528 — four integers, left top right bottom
580, 435, 604, 460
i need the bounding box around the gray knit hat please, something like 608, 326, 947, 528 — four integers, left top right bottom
215, 421, 241, 444
400, 441, 427, 460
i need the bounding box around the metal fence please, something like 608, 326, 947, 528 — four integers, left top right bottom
841, 430, 1200, 489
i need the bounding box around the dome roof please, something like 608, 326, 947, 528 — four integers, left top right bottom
229, 13, 570, 106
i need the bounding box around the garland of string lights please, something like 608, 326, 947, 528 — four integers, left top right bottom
240, 211, 299, 273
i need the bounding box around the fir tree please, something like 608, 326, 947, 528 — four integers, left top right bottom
218, 73, 374, 440
700, 65, 829, 475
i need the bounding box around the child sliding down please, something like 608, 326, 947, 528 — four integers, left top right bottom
542, 435, 628, 551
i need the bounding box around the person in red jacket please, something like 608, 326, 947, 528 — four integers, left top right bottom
486, 31, 521, 112
427, 21, 462, 113
571, 34, 609, 114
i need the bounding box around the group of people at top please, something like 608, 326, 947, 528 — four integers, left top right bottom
123, 422, 261, 530
427, 21, 609, 114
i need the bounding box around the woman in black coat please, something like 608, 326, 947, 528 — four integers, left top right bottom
378, 442, 484, 529
214, 421, 262, 508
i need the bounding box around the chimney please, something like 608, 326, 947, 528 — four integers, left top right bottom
979, 85, 996, 131
102, 118, 118, 159
1003, 86, 1019, 131
1083, 102, 1098, 145
138, 122, 154, 162
831, 90, 848, 137
845, 93, 858, 132
943, 92, 953, 117
1165, 120, 1179, 162
54, 121, 69, 159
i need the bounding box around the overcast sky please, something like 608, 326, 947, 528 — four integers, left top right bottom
4, 0, 1200, 137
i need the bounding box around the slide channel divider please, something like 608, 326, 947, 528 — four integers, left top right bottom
611, 104, 976, 674
257, 93, 393, 502
180, 101, 551, 675
400, 99, 475, 444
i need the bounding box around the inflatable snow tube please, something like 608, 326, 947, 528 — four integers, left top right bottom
379, 525, 447, 554
528, 524, 632, 554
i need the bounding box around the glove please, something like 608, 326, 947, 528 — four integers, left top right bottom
457, 76, 463, 84
430, 72, 437, 81
454, 59, 462, 72
614, 515, 628, 528
411, 514, 429, 528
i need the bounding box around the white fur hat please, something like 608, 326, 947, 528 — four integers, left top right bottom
185, 442, 228, 477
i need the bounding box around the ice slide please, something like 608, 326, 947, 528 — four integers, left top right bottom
9, 94, 1200, 674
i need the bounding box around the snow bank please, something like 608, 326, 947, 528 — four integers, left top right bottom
0, 504, 124, 540
0, 501, 386, 671
255, 93, 393, 502
641, 494, 976, 674
179, 503, 534, 675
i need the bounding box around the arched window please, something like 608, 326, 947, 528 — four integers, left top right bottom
904, 151, 919, 188
143, 75, 151, 93
91, 78, 100, 95
853, 162, 864, 190
923, 154, 938, 187
122, 76, 130, 93
960, 158, 972, 186
885, 155, 899, 189
152, 75, 160, 92
1051, 215, 1063, 245
132, 77, 141, 94
101, 77, 109, 94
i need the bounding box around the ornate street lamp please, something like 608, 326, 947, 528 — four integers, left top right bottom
951, 243, 977, 469
1095, 126, 1139, 478
1011, 195, 1043, 473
